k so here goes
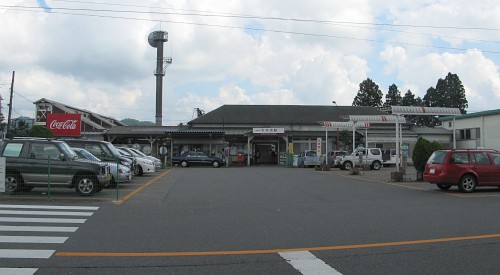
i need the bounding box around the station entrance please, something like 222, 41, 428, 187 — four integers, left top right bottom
249, 132, 288, 165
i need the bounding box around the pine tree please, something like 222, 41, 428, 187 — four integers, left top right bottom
436, 72, 468, 114
383, 84, 403, 112
352, 78, 383, 107
401, 90, 422, 125
420, 72, 469, 127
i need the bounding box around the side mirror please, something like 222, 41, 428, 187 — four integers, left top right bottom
58, 153, 66, 161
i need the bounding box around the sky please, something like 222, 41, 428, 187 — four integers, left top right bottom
0, 0, 499, 125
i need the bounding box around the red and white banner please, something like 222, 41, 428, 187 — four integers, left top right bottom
47, 113, 82, 136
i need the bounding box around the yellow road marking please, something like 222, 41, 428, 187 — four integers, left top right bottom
56, 233, 500, 257
114, 169, 172, 205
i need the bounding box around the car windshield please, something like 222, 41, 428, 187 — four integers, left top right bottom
131, 148, 147, 157
427, 151, 447, 164
104, 143, 123, 158
76, 149, 101, 162
306, 151, 316, 157
118, 148, 132, 157
59, 142, 78, 159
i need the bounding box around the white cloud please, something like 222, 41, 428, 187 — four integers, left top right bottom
1, 0, 499, 126
380, 46, 500, 112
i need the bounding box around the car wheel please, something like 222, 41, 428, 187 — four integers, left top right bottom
436, 184, 452, 191
107, 176, 117, 188
133, 165, 143, 176
75, 175, 98, 196
458, 174, 477, 193
212, 161, 220, 168
5, 174, 23, 194
343, 161, 352, 170
137, 165, 144, 176
371, 161, 382, 170
181, 161, 188, 167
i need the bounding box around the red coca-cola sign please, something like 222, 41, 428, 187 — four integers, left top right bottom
46, 113, 82, 136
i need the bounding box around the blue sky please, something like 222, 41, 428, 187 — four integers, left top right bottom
0, 0, 499, 125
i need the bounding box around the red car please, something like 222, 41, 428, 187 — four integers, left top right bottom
424, 149, 500, 193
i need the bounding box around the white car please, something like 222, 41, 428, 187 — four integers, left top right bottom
116, 148, 156, 176
120, 147, 162, 169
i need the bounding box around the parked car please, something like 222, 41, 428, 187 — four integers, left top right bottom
116, 147, 156, 175
118, 147, 162, 170
338, 147, 383, 170
327, 150, 348, 167
423, 149, 500, 193
0, 138, 111, 196
172, 151, 224, 168
72, 147, 132, 185
297, 150, 319, 168
62, 139, 133, 170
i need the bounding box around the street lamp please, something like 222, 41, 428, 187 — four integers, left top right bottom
332, 101, 339, 150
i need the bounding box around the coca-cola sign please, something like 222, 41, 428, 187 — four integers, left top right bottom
46, 113, 82, 136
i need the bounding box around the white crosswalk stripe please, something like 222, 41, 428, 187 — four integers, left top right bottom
0, 204, 99, 274
279, 251, 343, 275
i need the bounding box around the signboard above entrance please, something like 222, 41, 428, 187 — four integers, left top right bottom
253, 128, 285, 135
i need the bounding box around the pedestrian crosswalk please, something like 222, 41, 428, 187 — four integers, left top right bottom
0, 204, 99, 275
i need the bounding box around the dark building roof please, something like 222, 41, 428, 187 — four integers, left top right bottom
106, 126, 184, 135
189, 105, 389, 125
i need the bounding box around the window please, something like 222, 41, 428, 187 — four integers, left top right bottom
472, 152, 490, 165
456, 128, 480, 140
427, 151, 445, 164
2, 143, 24, 157
450, 152, 469, 164
491, 153, 500, 165
85, 144, 103, 157
29, 143, 60, 160
370, 149, 381, 155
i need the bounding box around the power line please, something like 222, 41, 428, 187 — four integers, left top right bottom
48, 0, 500, 31
13, 91, 34, 104
3, 5, 500, 54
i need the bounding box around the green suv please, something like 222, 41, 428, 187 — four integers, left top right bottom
1, 138, 111, 196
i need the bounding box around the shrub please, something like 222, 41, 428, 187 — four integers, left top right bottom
412, 137, 443, 172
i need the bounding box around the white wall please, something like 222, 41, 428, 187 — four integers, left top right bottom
442, 113, 500, 150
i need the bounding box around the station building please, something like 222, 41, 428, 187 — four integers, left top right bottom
33, 98, 467, 165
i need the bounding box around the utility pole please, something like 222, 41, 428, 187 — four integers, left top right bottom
6, 71, 15, 138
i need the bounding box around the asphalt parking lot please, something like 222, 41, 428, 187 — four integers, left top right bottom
0, 169, 171, 202
3, 164, 500, 202
3, 164, 500, 274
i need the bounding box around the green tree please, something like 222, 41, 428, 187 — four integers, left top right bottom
401, 90, 422, 125
401, 89, 420, 106
352, 78, 383, 107
26, 125, 54, 138
421, 72, 468, 127
383, 84, 403, 110
436, 72, 468, 114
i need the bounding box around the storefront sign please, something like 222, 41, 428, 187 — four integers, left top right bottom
47, 113, 82, 136
253, 128, 285, 135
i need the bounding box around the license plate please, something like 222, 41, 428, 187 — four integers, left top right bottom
430, 168, 435, 174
